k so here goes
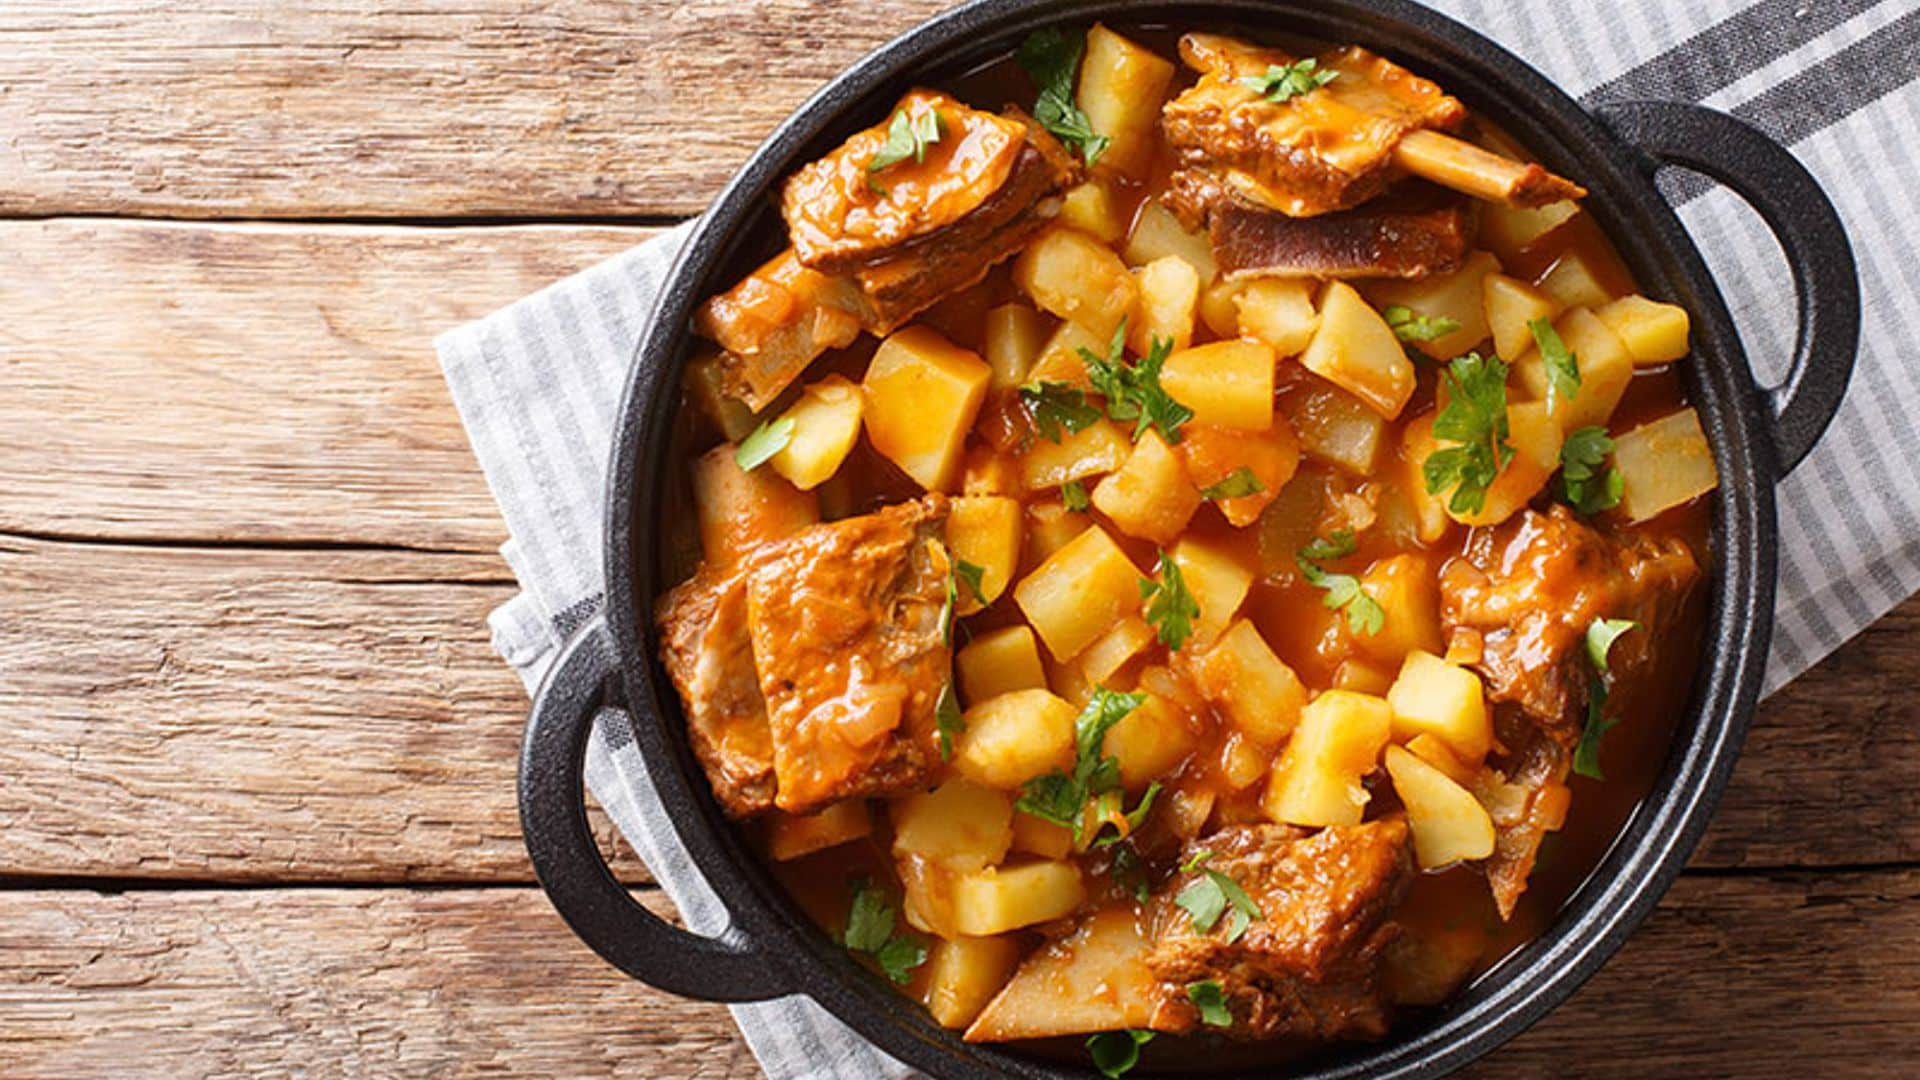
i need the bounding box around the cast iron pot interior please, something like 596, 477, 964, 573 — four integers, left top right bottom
519, 1, 1858, 1076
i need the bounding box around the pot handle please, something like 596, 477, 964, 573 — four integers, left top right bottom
1595, 99, 1857, 476
519, 614, 788, 1002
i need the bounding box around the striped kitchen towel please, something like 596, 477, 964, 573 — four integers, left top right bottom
436, 1, 1918, 1075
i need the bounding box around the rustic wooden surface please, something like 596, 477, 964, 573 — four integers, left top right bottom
1, 3, 1914, 1077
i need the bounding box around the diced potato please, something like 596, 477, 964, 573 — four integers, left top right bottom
1020, 417, 1132, 491
1513, 307, 1634, 433
1178, 419, 1299, 527
1101, 689, 1200, 789
1091, 429, 1204, 544
765, 800, 871, 862
1595, 294, 1691, 366
984, 303, 1051, 391
1613, 407, 1720, 522
1023, 500, 1092, 569
1159, 339, 1277, 431
1479, 199, 1579, 265
1442, 400, 1564, 528
1356, 553, 1445, 666
1130, 255, 1201, 355
1332, 660, 1394, 696
1363, 251, 1500, 361
1015, 525, 1143, 660
897, 856, 961, 938
685, 347, 760, 442
862, 325, 993, 491
692, 444, 819, 567
1010, 810, 1074, 860
1397, 414, 1450, 544
1079, 616, 1155, 686
1235, 277, 1320, 357
1384, 745, 1496, 869
1299, 281, 1416, 419
769, 374, 865, 490
1404, 733, 1474, 786
1025, 318, 1105, 391
1198, 277, 1245, 338
966, 906, 1161, 1041
1013, 227, 1139, 341
925, 935, 1024, 1029
1263, 690, 1393, 828
1185, 618, 1306, 744
1385, 650, 1492, 762
893, 779, 1014, 872
1048, 658, 1092, 708
1218, 731, 1270, 791
947, 495, 1023, 613
952, 861, 1087, 936
1537, 250, 1616, 310
1077, 24, 1176, 180
1057, 180, 1128, 243
1166, 537, 1253, 650
963, 445, 1024, 500
1284, 378, 1387, 476
957, 625, 1048, 706
954, 688, 1078, 789
1123, 198, 1217, 282
1483, 272, 1563, 364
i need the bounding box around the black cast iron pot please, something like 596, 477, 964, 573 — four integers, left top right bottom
518, 0, 1858, 1074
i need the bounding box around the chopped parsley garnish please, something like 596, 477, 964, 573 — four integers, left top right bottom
1586, 617, 1639, 673
841, 879, 927, 985
1239, 57, 1340, 103
1017, 28, 1109, 166
1174, 857, 1262, 943
1295, 529, 1385, 637
1557, 425, 1624, 515
1574, 617, 1640, 780
1080, 326, 1194, 444
1088, 781, 1161, 849
1061, 478, 1092, 511
1015, 688, 1144, 841
1139, 549, 1200, 651
868, 107, 943, 174
1530, 317, 1581, 416
1200, 467, 1265, 501
1087, 1029, 1155, 1078
954, 559, 988, 608
1186, 980, 1233, 1027
1423, 352, 1516, 516
935, 680, 964, 761
733, 417, 794, 471
1019, 380, 1103, 443
1383, 304, 1461, 343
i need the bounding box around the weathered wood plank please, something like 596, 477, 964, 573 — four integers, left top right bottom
0, 218, 651, 551
0, 873, 1914, 1077
0, 0, 947, 219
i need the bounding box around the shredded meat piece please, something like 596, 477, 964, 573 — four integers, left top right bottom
744, 495, 952, 815
655, 567, 778, 819
1208, 180, 1477, 280
1147, 819, 1414, 1041
1473, 729, 1568, 919
692, 249, 866, 412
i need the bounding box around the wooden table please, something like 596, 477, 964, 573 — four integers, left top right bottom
2, 3, 1914, 1076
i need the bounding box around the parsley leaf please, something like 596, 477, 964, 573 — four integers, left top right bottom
935, 680, 964, 761
874, 935, 929, 985
1295, 530, 1385, 637
1383, 304, 1461, 343
1187, 980, 1233, 1027
868, 107, 943, 173
1019, 381, 1103, 443
1573, 617, 1640, 780
1017, 28, 1109, 166
1423, 352, 1516, 515
1200, 467, 1265, 501
734, 417, 795, 472
1061, 478, 1091, 512
1174, 862, 1262, 943
1089, 781, 1161, 848
1087, 1030, 1154, 1078
1238, 57, 1339, 102
1557, 425, 1624, 515
1015, 688, 1145, 841
1180, 848, 1214, 873
1139, 549, 1200, 651
842, 879, 927, 984
1530, 317, 1581, 416
1080, 325, 1194, 444
954, 559, 988, 608
1586, 617, 1639, 673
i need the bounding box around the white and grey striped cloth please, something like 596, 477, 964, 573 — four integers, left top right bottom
437, 1, 1920, 1075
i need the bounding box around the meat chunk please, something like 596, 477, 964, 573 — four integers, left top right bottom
1472, 730, 1569, 919
744, 495, 953, 815
693, 249, 865, 412
1208, 180, 1476, 280
655, 567, 778, 819
1147, 819, 1414, 1041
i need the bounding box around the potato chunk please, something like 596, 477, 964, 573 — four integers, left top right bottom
1595, 294, 1691, 366
1355, 552, 1445, 666
1015, 524, 1143, 660
1482, 272, 1562, 363
1263, 690, 1392, 828
1023, 499, 1093, 569
1078, 616, 1155, 685
983, 303, 1050, 391
947, 495, 1022, 613
1091, 429, 1203, 544
1441, 400, 1563, 528
1077, 23, 1177, 180
893, 778, 1014, 872
1479, 199, 1578, 265
765, 800, 872, 862
692, 444, 819, 568
1130, 255, 1201, 355
1185, 618, 1306, 744
1025, 318, 1105, 391
1020, 417, 1131, 491
1363, 250, 1499, 361
862, 325, 992, 491
1513, 307, 1634, 433
1299, 281, 1415, 419
953, 688, 1078, 788
1613, 407, 1719, 521
1384, 746, 1496, 869
1397, 414, 1450, 544
952, 861, 1086, 936
956, 625, 1047, 705
1235, 277, 1319, 357
925, 935, 1023, 1029
769, 374, 864, 491
1102, 689, 1200, 790
1058, 179, 1128, 243
1536, 249, 1615, 310
1124, 198, 1217, 282
1385, 650, 1492, 762
1013, 227, 1138, 341
1178, 419, 1299, 527
1159, 339, 1277, 432
1166, 537, 1253, 650
1011, 812, 1074, 860
966, 906, 1161, 1041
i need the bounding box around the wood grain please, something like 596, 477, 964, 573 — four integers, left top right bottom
0, 873, 1914, 1078
0, 0, 948, 219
